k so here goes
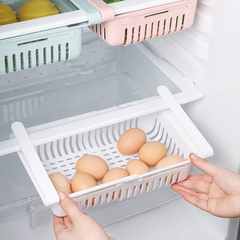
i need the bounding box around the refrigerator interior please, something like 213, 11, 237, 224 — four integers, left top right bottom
0, 0, 240, 239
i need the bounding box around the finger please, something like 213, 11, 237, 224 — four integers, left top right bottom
177, 188, 208, 212
58, 192, 85, 224
177, 179, 211, 193
53, 215, 67, 235
109, 237, 116, 240
186, 174, 213, 183
171, 184, 209, 201
63, 216, 73, 229
189, 153, 222, 177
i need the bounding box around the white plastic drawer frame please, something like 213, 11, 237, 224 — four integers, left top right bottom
0, 86, 213, 216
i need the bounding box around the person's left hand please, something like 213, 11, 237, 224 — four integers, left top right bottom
53, 192, 115, 240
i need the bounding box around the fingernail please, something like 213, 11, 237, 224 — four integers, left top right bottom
58, 191, 67, 201
178, 191, 181, 194
191, 153, 198, 160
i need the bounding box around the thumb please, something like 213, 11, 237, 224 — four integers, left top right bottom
189, 153, 222, 177
58, 192, 85, 223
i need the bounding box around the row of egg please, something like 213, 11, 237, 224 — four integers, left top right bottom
0, 0, 59, 26
49, 128, 185, 195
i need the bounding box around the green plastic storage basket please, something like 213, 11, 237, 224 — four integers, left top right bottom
0, 26, 82, 74
0, 0, 102, 75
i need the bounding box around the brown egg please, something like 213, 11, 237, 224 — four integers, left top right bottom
49, 172, 71, 194
71, 172, 98, 193
139, 141, 167, 167
117, 128, 146, 155
155, 155, 185, 170
102, 168, 129, 184
76, 155, 109, 181
125, 159, 150, 175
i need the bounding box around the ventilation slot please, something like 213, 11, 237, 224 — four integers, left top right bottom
66, 43, 69, 60
145, 10, 168, 18
58, 44, 61, 62
28, 51, 31, 68
133, 186, 137, 196
51, 46, 54, 63
17, 38, 47, 46
169, 18, 173, 33
100, 25, 102, 36
112, 191, 116, 200
131, 28, 135, 43
20, 52, 24, 70
181, 14, 185, 30
92, 197, 96, 206
175, 16, 179, 31
126, 188, 130, 198
4, 56, 8, 73
164, 176, 168, 185
138, 26, 141, 42
104, 28, 106, 40
146, 182, 150, 191
106, 193, 109, 203
170, 174, 175, 184
36, 49, 39, 66
43, 48, 46, 65
150, 22, 154, 38
12, 54, 16, 71
85, 199, 88, 208
157, 21, 160, 36
124, 28, 128, 45
98, 195, 103, 205
118, 189, 122, 199
144, 24, 147, 40
95, 25, 98, 34
163, 19, 166, 35
158, 178, 162, 188
176, 172, 181, 182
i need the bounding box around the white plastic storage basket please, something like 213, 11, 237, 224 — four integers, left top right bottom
0, 0, 102, 75
7, 86, 213, 216
89, 0, 197, 46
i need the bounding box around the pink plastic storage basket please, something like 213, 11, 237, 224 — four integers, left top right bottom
89, 0, 197, 46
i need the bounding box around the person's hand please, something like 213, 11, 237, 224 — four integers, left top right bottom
53, 192, 115, 240
171, 153, 240, 218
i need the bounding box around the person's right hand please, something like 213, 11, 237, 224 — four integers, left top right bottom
53, 192, 115, 240
171, 153, 240, 218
